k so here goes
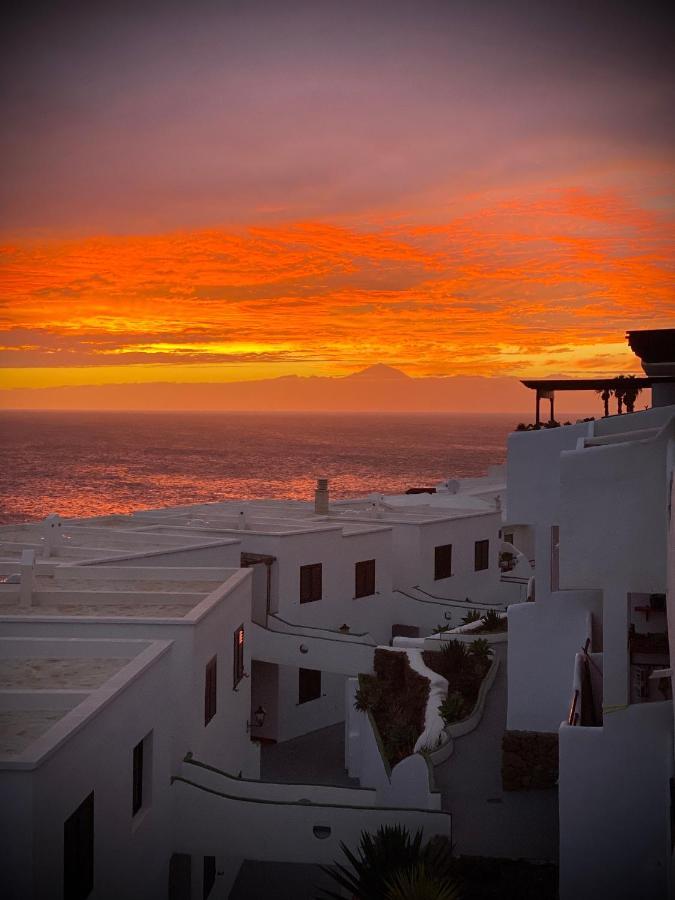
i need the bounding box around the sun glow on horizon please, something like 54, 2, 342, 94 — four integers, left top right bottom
1, 186, 672, 404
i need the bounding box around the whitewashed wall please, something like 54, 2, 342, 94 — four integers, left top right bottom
559, 701, 673, 900
1, 642, 175, 900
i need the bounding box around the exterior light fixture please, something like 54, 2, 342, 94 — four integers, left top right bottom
299, 644, 309, 654
246, 706, 267, 731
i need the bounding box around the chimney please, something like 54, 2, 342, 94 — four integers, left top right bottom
314, 478, 329, 515
41, 513, 64, 558
19, 549, 36, 607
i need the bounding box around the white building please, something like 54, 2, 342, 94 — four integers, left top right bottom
3, 477, 511, 898
504, 331, 675, 900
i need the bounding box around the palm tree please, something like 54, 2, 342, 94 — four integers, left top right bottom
595, 386, 611, 417
612, 376, 626, 415
622, 375, 642, 413
318, 826, 456, 900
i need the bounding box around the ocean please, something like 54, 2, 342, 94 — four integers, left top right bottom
0, 411, 524, 524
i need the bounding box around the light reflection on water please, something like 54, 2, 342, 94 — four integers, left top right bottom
0, 411, 521, 523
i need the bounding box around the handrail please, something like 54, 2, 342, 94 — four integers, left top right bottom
257, 616, 377, 648
183, 754, 376, 793
171, 775, 452, 817
269, 613, 373, 641
568, 689, 579, 726
407, 587, 507, 610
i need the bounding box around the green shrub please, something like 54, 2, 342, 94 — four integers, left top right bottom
439, 639, 469, 671
439, 691, 467, 726
462, 609, 481, 625
480, 609, 505, 632
469, 638, 492, 673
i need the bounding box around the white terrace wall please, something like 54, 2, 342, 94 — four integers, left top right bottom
275, 664, 346, 743
84, 541, 242, 569
388, 513, 502, 606
506, 421, 592, 605
558, 701, 673, 900
559, 423, 672, 709
506, 591, 600, 732
1, 642, 174, 900
171, 765, 451, 899
0, 571, 259, 778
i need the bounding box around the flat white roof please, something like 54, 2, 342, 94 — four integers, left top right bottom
0, 637, 171, 766
0, 520, 239, 563
0, 565, 247, 620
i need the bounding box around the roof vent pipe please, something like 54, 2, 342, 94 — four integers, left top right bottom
314, 478, 329, 515
237, 509, 248, 530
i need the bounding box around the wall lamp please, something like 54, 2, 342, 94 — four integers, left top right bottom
247, 706, 267, 732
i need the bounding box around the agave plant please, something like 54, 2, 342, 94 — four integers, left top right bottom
385, 864, 461, 900
438, 691, 466, 726
461, 610, 480, 625
480, 609, 504, 632
468, 637, 491, 667
318, 826, 456, 900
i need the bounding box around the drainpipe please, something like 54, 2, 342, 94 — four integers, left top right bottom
314, 478, 329, 514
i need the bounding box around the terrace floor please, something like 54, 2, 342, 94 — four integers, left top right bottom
260, 722, 359, 788
434, 643, 558, 861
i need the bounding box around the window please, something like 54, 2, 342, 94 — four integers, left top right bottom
354, 559, 376, 598
434, 544, 452, 580
503, 532, 514, 546
300, 563, 322, 603
131, 732, 153, 819
132, 739, 144, 815
474, 539, 490, 571
204, 656, 217, 725
64, 792, 94, 900
298, 667, 321, 704
203, 856, 216, 899
233, 624, 245, 689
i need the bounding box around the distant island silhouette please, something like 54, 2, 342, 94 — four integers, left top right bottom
1, 365, 601, 414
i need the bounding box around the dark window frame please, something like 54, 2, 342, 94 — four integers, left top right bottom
298, 667, 322, 704
299, 563, 322, 603
204, 656, 217, 725
474, 539, 490, 571
64, 792, 94, 900
132, 739, 144, 816
233, 624, 245, 689
203, 856, 216, 899
354, 559, 376, 598
434, 544, 453, 580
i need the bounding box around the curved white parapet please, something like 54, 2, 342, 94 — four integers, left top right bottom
407, 649, 450, 754
377, 646, 450, 755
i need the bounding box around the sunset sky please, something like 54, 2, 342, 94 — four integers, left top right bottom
1, 1, 673, 406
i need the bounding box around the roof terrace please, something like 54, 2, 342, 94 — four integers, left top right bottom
0, 564, 245, 620
0, 517, 240, 564
0, 636, 170, 764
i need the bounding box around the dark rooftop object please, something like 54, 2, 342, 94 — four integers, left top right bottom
626, 329, 675, 364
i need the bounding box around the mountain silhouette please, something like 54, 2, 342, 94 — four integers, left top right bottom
0, 365, 599, 414
346, 364, 412, 380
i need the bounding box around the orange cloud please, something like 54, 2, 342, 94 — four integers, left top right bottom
1, 188, 673, 396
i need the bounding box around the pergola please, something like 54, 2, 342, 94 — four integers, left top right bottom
520, 376, 675, 426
